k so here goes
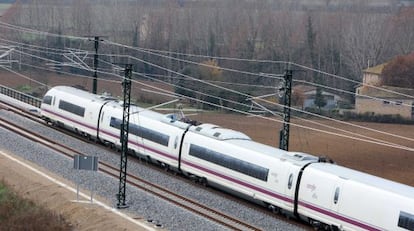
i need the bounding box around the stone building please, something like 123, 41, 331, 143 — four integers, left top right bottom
355, 64, 414, 120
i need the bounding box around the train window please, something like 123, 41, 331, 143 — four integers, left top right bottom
288, 174, 293, 189
58, 100, 85, 117
42, 95, 52, 105
398, 211, 414, 230
334, 187, 340, 204
189, 144, 269, 181
195, 127, 203, 132
109, 117, 169, 146
110, 117, 122, 129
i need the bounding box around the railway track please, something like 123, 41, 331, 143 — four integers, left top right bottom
0, 102, 263, 231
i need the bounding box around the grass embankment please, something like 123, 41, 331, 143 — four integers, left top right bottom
0, 180, 72, 231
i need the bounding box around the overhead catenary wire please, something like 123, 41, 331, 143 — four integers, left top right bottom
2, 31, 412, 106
0, 65, 48, 87
4, 27, 414, 148
102, 41, 414, 111
58, 50, 414, 150
133, 69, 413, 150
8, 51, 414, 152
105, 41, 414, 100
0, 37, 86, 54
0, 21, 88, 41
264, 74, 414, 108
8, 39, 414, 146
18, 62, 121, 86
13, 45, 414, 146
99, 52, 414, 144
1, 20, 412, 100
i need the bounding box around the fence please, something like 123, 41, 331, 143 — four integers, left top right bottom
0, 85, 42, 108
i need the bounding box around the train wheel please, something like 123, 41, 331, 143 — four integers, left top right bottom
160, 162, 169, 171
267, 204, 280, 214
199, 177, 208, 186
146, 156, 151, 164
330, 225, 339, 231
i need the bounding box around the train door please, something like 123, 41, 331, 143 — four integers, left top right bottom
284, 165, 299, 210
330, 179, 345, 213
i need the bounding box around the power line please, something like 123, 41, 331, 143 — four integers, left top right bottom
4, 34, 414, 150
1, 20, 413, 101
0, 21, 87, 41
11, 44, 414, 146
103, 53, 414, 144
0, 65, 48, 87
0, 37, 84, 53
8, 55, 414, 152
133, 67, 414, 150
103, 41, 414, 100
3, 33, 412, 107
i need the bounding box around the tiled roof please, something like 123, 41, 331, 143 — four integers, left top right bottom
293, 84, 315, 93
363, 63, 387, 75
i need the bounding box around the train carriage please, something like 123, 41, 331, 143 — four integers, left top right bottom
98, 101, 189, 169
298, 163, 414, 230
180, 124, 320, 213
40, 86, 414, 231
40, 86, 112, 138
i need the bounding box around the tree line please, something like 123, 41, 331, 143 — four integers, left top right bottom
3, 0, 414, 107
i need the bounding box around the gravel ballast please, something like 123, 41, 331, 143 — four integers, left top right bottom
0, 109, 306, 231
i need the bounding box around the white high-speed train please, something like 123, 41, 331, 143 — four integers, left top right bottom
41, 86, 414, 231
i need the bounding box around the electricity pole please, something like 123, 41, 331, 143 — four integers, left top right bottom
92, 36, 100, 94
117, 64, 132, 209
279, 69, 293, 151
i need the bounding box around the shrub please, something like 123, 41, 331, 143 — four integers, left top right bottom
341, 111, 414, 124
0, 180, 72, 231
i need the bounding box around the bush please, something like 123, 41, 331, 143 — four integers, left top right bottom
0, 180, 72, 231
341, 111, 414, 124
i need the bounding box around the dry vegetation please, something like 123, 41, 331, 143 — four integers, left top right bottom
0, 180, 72, 231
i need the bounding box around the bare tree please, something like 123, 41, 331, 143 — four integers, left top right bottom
71, 0, 93, 36
390, 7, 414, 55
342, 12, 393, 80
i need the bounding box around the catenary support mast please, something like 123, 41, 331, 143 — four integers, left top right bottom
91, 36, 103, 94
117, 64, 132, 208
279, 69, 293, 151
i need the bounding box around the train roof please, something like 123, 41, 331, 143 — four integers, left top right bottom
46, 86, 117, 103
189, 123, 251, 141
309, 163, 414, 198
223, 138, 320, 164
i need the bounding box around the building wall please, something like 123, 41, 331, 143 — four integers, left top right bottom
363, 73, 381, 86
303, 90, 341, 110
355, 97, 414, 119
304, 97, 337, 109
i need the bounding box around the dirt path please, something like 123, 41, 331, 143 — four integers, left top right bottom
0, 150, 156, 231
